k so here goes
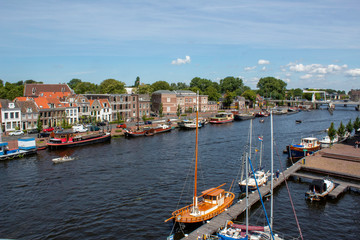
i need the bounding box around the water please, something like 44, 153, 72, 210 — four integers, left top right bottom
0, 108, 359, 239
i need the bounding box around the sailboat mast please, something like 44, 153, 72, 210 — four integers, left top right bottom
246, 119, 252, 236
270, 110, 274, 230
193, 91, 199, 210
259, 137, 263, 168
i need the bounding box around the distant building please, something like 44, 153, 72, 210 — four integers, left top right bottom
24, 84, 73, 97
350, 89, 360, 102
89, 99, 112, 122
138, 94, 151, 118
15, 100, 39, 131
0, 99, 22, 132
151, 90, 177, 115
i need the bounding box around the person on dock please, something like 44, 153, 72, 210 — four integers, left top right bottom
355, 141, 359, 149
276, 169, 280, 180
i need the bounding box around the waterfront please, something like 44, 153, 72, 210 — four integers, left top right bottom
0, 108, 360, 239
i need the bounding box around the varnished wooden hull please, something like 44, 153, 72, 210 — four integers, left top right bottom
170, 191, 235, 223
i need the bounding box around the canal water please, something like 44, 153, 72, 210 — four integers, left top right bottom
0, 108, 359, 239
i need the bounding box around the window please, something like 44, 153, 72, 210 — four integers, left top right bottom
15, 112, 19, 118
10, 113, 14, 119
32, 88, 36, 94
167, 107, 170, 112
167, 97, 171, 103
4, 113, 8, 119
133, 104, 135, 108
133, 96, 135, 101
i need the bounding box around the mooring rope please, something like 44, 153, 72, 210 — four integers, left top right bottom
274, 141, 304, 240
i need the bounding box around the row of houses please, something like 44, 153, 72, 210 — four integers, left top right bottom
0, 84, 226, 132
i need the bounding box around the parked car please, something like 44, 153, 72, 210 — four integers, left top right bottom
135, 121, 145, 126
43, 127, 54, 132
9, 130, 24, 136
27, 129, 39, 134
97, 121, 107, 126
72, 125, 88, 133
85, 125, 100, 131
116, 124, 127, 128
145, 120, 152, 125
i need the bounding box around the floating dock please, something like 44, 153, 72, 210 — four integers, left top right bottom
182, 140, 360, 240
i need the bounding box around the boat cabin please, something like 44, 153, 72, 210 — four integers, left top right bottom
190, 187, 225, 216
309, 179, 327, 194
299, 137, 319, 148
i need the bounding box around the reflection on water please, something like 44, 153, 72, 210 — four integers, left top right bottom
0, 108, 359, 239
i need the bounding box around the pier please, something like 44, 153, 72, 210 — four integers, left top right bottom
182, 140, 360, 240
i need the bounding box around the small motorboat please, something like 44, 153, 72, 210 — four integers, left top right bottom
52, 155, 75, 163
295, 120, 302, 124
259, 118, 264, 123
305, 178, 335, 201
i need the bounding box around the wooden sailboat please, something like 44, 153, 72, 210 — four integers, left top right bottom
165, 93, 235, 224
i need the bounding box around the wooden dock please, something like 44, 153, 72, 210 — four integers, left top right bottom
181, 163, 302, 240
181, 141, 360, 240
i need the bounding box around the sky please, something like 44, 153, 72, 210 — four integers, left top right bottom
0, 0, 359, 92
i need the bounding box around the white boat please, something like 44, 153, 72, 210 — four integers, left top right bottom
305, 178, 335, 201
319, 135, 338, 147
178, 119, 202, 129
52, 155, 75, 163
219, 113, 286, 240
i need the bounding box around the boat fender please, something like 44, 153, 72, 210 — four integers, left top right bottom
228, 221, 233, 226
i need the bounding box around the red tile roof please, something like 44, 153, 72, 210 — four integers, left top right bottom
24, 84, 73, 97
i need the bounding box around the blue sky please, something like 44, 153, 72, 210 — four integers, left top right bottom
0, 0, 359, 92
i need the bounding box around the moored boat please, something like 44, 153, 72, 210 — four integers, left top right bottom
178, 119, 203, 129
288, 137, 321, 160
319, 135, 338, 147
305, 178, 335, 201
0, 137, 37, 161
209, 112, 234, 124
47, 132, 111, 149
234, 113, 255, 121
165, 93, 235, 227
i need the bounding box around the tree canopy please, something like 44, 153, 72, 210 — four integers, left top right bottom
257, 77, 287, 100
151, 81, 171, 92
99, 79, 126, 94
220, 76, 244, 94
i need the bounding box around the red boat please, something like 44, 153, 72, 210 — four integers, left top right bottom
47, 132, 111, 149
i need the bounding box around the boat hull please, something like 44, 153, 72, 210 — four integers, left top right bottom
288, 145, 321, 160
0, 148, 37, 161
47, 133, 111, 149
170, 191, 235, 224
209, 119, 234, 124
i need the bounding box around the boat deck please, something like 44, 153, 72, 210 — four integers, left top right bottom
181, 164, 301, 240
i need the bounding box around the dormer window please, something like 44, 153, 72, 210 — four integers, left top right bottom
32, 88, 36, 94
9, 103, 15, 108
26, 108, 32, 113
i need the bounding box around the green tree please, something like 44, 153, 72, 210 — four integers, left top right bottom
242, 89, 257, 108
222, 91, 235, 108
328, 122, 337, 145
159, 103, 163, 117
346, 119, 353, 134
220, 76, 244, 93
176, 104, 181, 118
354, 116, 360, 133
190, 77, 218, 93
205, 86, 221, 101
134, 76, 140, 88
257, 77, 287, 100
74, 82, 98, 94
137, 84, 153, 94
68, 78, 82, 90
151, 81, 171, 92
37, 114, 43, 132
99, 79, 126, 94
337, 121, 346, 138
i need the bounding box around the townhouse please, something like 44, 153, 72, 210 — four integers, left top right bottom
0, 99, 22, 132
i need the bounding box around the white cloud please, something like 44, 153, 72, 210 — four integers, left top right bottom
258, 59, 270, 65
288, 63, 347, 75
346, 68, 360, 77
244, 66, 256, 71
171, 56, 191, 65
300, 74, 312, 79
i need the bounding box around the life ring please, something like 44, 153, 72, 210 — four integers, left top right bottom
309, 144, 313, 148
228, 221, 233, 226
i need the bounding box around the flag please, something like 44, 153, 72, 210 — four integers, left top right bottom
258, 136, 263, 141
